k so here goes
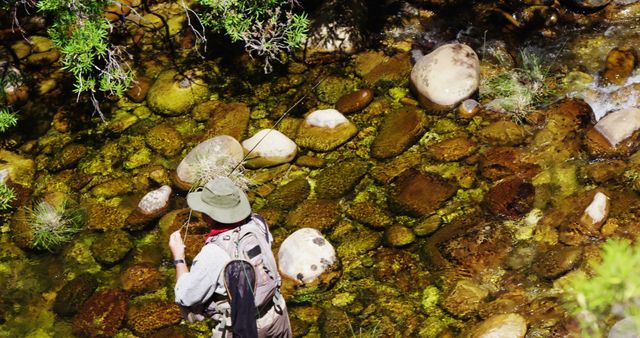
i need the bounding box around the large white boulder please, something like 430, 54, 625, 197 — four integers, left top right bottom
410, 43, 480, 110
594, 107, 640, 147
277, 228, 337, 284
174, 135, 244, 190
241, 129, 297, 169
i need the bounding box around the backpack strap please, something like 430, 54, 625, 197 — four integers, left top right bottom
251, 213, 269, 243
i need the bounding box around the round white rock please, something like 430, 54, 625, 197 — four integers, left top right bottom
306, 109, 349, 129
241, 129, 297, 168
278, 228, 337, 284
176, 135, 244, 185
410, 43, 480, 109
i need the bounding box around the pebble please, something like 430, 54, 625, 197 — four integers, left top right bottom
335, 88, 374, 114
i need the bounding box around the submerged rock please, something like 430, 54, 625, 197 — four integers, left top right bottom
90, 230, 133, 266
266, 178, 311, 210
53, 274, 98, 317
384, 224, 415, 247
126, 75, 152, 103
126, 185, 172, 229
600, 47, 637, 86
314, 158, 369, 199
147, 69, 209, 116
442, 279, 489, 318
534, 244, 583, 279
126, 301, 182, 335
121, 263, 163, 293
296, 109, 358, 152
469, 313, 527, 338
371, 106, 428, 159
145, 124, 183, 157
410, 43, 480, 110
346, 200, 393, 229
389, 169, 457, 217
286, 199, 340, 231
478, 121, 527, 146
315, 76, 359, 104
242, 129, 297, 169
427, 136, 477, 162
278, 228, 337, 284
335, 88, 374, 114
48, 144, 88, 172
484, 177, 534, 220
204, 102, 251, 141
0, 150, 36, 188
72, 289, 127, 337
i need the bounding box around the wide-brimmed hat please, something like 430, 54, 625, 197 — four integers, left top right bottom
187, 176, 251, 224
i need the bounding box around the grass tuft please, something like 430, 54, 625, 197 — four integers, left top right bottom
26, 201, 85, 252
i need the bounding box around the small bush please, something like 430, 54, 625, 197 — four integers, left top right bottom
27, 201, 85, 251
0, 182, 16, 211
0, 108, 18, 132
480, 49, 557, 123
562, 239, 640, 337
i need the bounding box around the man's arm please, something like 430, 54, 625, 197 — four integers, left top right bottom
169, 230, 188, 279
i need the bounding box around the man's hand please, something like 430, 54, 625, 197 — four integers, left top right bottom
169, 230, 186, 260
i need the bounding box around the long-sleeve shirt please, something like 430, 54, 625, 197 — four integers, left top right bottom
174, 243, 231, 307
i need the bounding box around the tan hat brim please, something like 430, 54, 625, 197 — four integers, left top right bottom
187, 189, 252, 224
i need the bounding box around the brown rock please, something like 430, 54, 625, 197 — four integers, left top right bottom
286, 199, 340, 231
126, 301, 182, 335
126, 76, 152, 103
478, 120, 527, 146
442, 280, 489, 318
484, 177, 534, 219
191, 100, 220, 121
479, 147, 539, 181
121, 263, 163, 293
601, 47, 636, 86
584, 125, 640, 158
205, 102, 250, 141
427, 136, 477, 162
105, 0, 132, 21
534, 245, 583, 279
389, 169, 457, 217
295, 155, 325, 168
363, 53, 412, 90
371, 106, 428, 159
335, 88, 374, 114
72, 289, 127, 337
584, 159, 627, 183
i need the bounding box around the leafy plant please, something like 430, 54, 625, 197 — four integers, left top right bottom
0, 182, 16, 211
195, 0, 309, 72
562, 239, 640, 337
0, 108, 18, 132
26, 201, 85, 251
480, 49, 557, 123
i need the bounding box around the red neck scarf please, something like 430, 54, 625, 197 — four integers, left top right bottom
203, 215, 251, 242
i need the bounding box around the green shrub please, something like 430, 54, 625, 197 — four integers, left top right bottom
480, 49, 557, 123
27, 201, 86, 252
0, 182, 16, 211
195, 0, 309, 72
562, 239, 640, 337
0, 108, 18, 132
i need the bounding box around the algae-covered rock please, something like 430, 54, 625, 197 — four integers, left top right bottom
72, 289, 127, 337
286, 199, 340, 231
126, 301, 182, 335
479, 147, 538, 181
91, 178, 133, 198
0, 150, 36, 187
319, 308, 351, 337
278, 228, 337, 283
314, 158, 369, 199
314, 76, 359, 104
389, 169, 457, 218
533, 244, 583, 279
48, 144, 88, 172
600, 47, 636, 86
267, 178, 311, 210
147, 69, 209, 116
145, 124, 183, 157
204, 102, 251, 141
296, 109, 358, 152
336, 226, 382, 257
346, 200, 392, 229
124, 147, 153, 170
86, 201, 131, 231
427, 136, 477, 162
442, 279, 489, 318
363, 52, 412, 91
78, 142, 123, 175
384, 224, 415, 247
90, 230, 133, 266
108, 111, 139, 133
53, 274, 98, 317
371, 106, 428, 159
374, 248, 430, 293
414, 215, 441, 237
478, 120, 527, 146
121, 263, 163, 293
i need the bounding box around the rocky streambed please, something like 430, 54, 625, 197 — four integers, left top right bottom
4, 0, 640, 337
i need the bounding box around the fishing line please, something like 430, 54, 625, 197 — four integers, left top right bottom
228, 72, 329, 176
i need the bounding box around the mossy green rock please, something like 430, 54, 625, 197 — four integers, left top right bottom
53, 274, 98, 316
72, 289, 127, 337
346, 201, 392, 229
384, 224, 415, 247
145, 124, 183, 157
78, 142, 122, 175
147, 70, 210, 116
267, 178, 311, 210
90, 230, 133, 266
371, 106, 428, 159
336, 226, 382, 257
314, 159, 369, 199
48, 144, 88, 172
204, 102, 251, 141
91, 178, 133, 198
124, 147, 153, 169
286, 199, 340, 231
478, 120, 527, 146
0, 150, 36, 187
315, 76, 359, 104
295, 120, 358, 152
126, 301, 182, 335
87, 201, 132, 231
319, 308, 351, 336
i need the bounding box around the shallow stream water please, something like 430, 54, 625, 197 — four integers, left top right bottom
3, 0, 640, 337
